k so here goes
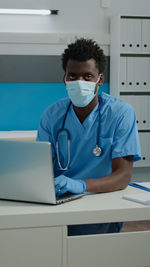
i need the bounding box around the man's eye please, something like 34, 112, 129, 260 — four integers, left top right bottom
68, 74, 76, 80
84, 75, 92, 80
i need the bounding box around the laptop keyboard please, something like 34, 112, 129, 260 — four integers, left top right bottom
56, 192, 84, 204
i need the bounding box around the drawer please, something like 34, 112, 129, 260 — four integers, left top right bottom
67, 231, 150, 267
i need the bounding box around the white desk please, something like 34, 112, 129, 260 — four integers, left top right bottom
0, 131, 37, 141
0, 186, 150, 267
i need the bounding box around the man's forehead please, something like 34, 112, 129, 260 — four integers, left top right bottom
66, 58, 98, 73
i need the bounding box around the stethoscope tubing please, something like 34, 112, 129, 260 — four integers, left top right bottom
56, 97, 101, 170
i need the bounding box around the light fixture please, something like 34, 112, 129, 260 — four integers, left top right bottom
0, 9, 59, 15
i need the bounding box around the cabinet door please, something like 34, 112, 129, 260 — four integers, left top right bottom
142, 19, 150, 53
120, 19, 142, 53
0, 226, 62, 267
67, 231, 150, 267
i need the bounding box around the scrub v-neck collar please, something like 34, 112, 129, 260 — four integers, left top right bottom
70, 102, 99, 131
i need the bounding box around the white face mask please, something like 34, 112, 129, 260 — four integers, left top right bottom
65, 76, 101, 107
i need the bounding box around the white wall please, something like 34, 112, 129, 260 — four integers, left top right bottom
0, 0, 150, 55
0, 0, 150, 37
0, 0, 150, 34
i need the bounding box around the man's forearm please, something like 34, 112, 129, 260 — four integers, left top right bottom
85, 157, 133, 193
85, 171, 130, 193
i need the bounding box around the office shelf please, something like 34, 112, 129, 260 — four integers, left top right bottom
110, 15, 150, 167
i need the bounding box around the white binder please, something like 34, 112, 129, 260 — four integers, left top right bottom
140, 57, 150, 91
120, 57, 126, 91
126, 57, 150, 92
120, 19, 142, 53
142, 19, 150, 53
134, 132, 150, 167
120, 95, 150, 130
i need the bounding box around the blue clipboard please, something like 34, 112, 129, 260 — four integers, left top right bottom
129, 182, 150, 192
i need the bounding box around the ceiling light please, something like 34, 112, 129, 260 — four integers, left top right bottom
0, 9, 59, 15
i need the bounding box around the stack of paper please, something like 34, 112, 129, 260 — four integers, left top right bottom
123, 192, 150, 205
123, 182, 150, 205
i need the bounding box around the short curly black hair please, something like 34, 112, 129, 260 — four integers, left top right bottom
62, 38, 107, 73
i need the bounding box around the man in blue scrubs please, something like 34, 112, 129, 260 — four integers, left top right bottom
37, 38, 141, 235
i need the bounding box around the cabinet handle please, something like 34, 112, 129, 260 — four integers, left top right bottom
143, 120, 146, 123
122, 44, 125, 47
136, 44, 140, 47
136, 120, 139, 123
144, 44, 147, 48
142, 157, 146, 160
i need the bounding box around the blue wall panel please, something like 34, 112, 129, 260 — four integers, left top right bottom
0, 82, 109, 131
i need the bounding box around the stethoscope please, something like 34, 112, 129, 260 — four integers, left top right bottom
56, 98, 102, 171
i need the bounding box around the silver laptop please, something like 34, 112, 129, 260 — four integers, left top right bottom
0, 140, 84, 204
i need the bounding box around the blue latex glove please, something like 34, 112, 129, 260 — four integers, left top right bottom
54, 175, 86, 196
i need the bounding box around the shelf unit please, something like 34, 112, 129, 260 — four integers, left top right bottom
110, 15, 150, 168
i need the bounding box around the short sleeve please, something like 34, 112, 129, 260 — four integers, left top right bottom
112, 105, 141, 162
36, 111, 56, 158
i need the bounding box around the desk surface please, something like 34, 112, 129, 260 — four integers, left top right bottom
0, 131, 37, 140
0, 186, 150, 229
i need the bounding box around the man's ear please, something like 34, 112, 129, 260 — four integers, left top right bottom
95, 74, 104, 94
63, 74, 66, 85
98, 74, 104, 86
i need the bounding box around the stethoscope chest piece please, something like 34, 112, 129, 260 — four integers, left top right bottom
93, 145, 102, 157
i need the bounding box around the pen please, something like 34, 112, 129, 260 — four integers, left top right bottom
129, 183, 150, 192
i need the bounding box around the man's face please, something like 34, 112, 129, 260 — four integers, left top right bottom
64, 59, 104, 90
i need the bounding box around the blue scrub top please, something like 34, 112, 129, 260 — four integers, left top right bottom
37, 92, 141, 179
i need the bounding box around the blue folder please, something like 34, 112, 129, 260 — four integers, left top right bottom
129, 182, 150, 192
